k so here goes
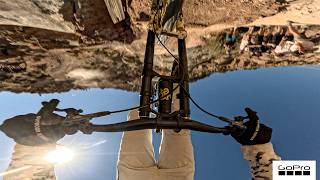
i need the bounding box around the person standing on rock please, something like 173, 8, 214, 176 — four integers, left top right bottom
262, 26, 274, 53
248, 27, 264, 56
239, 26, 254, 54
287, 21, 315, 53
224, 27, 237, 56
116, 86, 280, 180
274, 21, 315, 55
270, 26, 285, 48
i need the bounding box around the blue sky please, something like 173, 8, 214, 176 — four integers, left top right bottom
0, 66, 320, 180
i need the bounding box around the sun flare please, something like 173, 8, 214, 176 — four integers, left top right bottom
44, 146, 74, 164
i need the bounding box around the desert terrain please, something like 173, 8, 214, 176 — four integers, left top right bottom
0, 0, 319, 93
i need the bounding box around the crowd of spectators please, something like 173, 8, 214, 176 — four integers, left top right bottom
224, 21, 316, 57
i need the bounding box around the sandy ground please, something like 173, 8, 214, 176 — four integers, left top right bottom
248, 0, 320, 25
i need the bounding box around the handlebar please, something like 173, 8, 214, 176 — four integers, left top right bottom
90, 118, 230, 134
63, 115, 243, 135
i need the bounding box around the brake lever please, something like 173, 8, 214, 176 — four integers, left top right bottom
61, 111, 111, 127
55, 108, 83, 116
226, 116, 248, 136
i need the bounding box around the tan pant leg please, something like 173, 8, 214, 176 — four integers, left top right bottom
158, 84, 195, 171
117, 109, 156, 168
158, 129, 195, 169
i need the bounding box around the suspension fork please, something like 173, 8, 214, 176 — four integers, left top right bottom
139, 38, 190, 117
157, 38, 190, 133
139, 30, 155, 117
178, 38, 190, 118
139, 11, 190, 119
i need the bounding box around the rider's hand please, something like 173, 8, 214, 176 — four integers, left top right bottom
38, 99, 64, 126
231, 108, 272, 145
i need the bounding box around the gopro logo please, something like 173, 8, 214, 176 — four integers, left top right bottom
273, 161, 316, 180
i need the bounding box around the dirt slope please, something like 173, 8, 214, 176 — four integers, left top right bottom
248, 0, 320, 25
0, 0, 74, 32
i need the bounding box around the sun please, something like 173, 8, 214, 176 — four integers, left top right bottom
44, 146, 75, 164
